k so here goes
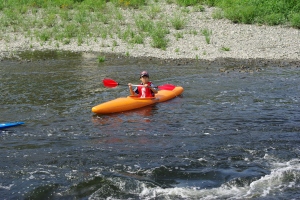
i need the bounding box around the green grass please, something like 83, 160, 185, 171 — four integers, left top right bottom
170, 14, 187, 30
98, 56, 106, 63
221, 46, 230, 51
212, 0, 300, 27
175, 0, 300, 28
176, 0, 200, 7
135, 15, 169, 49
201, 28, 212, 44
147, 4, 161, 19
0, 0, 299, 56
150, 22, 169, 50
135, 16, 154, 32
290, 13, 300, 28
174, 32, 184, 40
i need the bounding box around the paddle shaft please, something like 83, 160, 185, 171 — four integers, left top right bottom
122, 84, 156, 88
102, 78, 176, 90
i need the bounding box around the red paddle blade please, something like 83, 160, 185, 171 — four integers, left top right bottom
157, 84, 176, 90
103, 78, 119, 88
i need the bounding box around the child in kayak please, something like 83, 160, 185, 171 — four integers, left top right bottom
128, 71, 158, 98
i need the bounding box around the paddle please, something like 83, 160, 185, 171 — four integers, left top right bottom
102, 78, 176, 90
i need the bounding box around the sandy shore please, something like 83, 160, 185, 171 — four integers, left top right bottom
0, 4, 299, 65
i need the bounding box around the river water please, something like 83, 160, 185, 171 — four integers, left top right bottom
1, 51, 299, 199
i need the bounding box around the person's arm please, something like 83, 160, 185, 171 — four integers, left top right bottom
148, 83, 158, 94
128, 83, 138, 96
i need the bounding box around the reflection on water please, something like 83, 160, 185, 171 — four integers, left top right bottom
0, 51, 300, 199
92, 105, 155, 125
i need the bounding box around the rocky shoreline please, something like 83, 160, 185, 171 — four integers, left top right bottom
0, 5, 299, 67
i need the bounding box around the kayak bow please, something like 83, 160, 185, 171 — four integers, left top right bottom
0, 122, 25, 129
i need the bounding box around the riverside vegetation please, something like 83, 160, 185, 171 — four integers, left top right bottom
0, 0, 299, 59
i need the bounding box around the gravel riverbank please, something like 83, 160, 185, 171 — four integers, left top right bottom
0, 4, 299, 66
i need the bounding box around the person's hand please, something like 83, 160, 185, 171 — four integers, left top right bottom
128, 83, 132, 88
144, 84, 148, 88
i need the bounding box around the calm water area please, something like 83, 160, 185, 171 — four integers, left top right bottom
1, 51, 300, 199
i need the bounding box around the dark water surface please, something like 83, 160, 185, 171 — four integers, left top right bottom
1, 51, 300, 199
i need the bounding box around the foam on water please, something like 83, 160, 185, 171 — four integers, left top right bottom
132, 159, 300, 199
0, 183, 14, 190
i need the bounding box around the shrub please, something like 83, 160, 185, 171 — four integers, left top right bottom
290, 13, 300, 28
176, 0, 200, 7
170, 15, 186, 30
98, 56, 105, 63
264, 13, 286, 25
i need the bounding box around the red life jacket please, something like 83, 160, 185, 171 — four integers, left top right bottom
137, 81, 154, 98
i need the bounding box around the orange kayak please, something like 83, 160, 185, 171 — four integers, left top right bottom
92, 86, 184, 114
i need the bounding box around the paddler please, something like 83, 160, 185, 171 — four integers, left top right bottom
128, 71, 158, 98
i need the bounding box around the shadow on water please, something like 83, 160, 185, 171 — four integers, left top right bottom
1, 50, 300, 199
